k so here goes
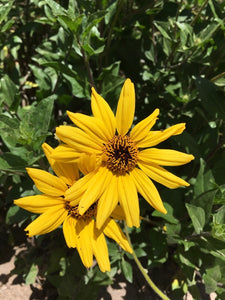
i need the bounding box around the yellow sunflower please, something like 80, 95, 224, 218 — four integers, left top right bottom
52, 79, 194, 229
14, 143, 132, 272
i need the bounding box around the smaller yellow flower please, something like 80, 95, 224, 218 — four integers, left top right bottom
14, 143, 132, 272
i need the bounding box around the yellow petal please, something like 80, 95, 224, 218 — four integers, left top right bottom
91, 87, 116, 138
117, 174, 140, 228
42, 143, 79, 186
137, 123, 186, 148
111, 205, 126, 220
67, 111, 110, 141
96, 174, 118, 229
56, 126, 103, 153
14, 195, 65, 214
78, 153, 97, 175
78, 167, 112, 215
103, 218, 132, 253
130, 109, 159, 143
138, 161, 190, 189
25, 205, 67, 237
92, 223, 110, 272
51, 144, 80, 163
26, 168, 67, 196
138, 148, 195, 166
63, 215, 77, 248
131, 168, 167, 214
75, 219, 93, 268
116, 79, 135, 135
65, 171, 94, 204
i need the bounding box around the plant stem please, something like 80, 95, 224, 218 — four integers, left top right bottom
190, 0, 209, 26
124, 224, 171, 300
210, 71, 225, 82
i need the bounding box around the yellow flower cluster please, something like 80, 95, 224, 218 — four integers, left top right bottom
14, 78, 194, 272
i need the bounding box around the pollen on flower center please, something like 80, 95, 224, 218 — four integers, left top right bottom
102, 135, 138, 175
65, 202, 97, 220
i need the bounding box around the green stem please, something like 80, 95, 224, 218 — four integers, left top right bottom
124, 224, 171, 300
190, 0, 209, 26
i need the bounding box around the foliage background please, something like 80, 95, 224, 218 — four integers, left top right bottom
0, 0, 225, 299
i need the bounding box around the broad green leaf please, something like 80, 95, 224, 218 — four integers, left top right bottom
0, 75, 18, 106
195, 77, 225, 119
6, 205, 32, 224
178, 253, 197, 269
58, 15, 83, 33
186, 204, 205, 234
213, 205, 225, 224
198, 22, 219, 43
203, 265, 221, 294
82, 43, 105, 56
212, 223, 225, 242
18, 95, 55, 149
105, 2, 117, 24
41, 61, 78, 78
121, 257, 133, 283
0, 1, 14, 24
25, 264, 38, 285
152, 202, 179, 224
176, 22, 193, 47
0, 153, 27, 172
212, 206, 225, 242
82, 11, 105, 40
153, 21, 171, 40
193, 189, 217, 224
63, 74, 86, 98
214, 185, 225, 205
46, 0, 66, 16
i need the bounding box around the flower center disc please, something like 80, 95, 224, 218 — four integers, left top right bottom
65, 202, 97, 220
103, 135, 138, 175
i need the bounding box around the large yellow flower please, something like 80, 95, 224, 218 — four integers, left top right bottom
14, 143, 132, 272
53, 79, 194, 229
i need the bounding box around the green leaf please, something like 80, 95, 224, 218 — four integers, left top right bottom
18, 95, 55, 149
193, 158, 214, 197
212, 206, 225, 242
58, 15, 83, 33
46, 0, 66, 16
185, 204, 205, 234
0, 1, 14, 24
193, 189, 217, 224
25, 264, 38, 285
203, 265, 221, 294
212, 223, 225, 242
176, 22, 193, 47
82, 11, 105, 40
0, 75, 18, 106
214, 185, 225, 204
153, 21, 171, 40
41, 61, 78, 78
121, 258, 133, 283
198, 22, 220, 43
152, 202, 179, 224
195, 76, 225, 119
63, 74, 86, 98
178, 252, 197, 269
6, 205, 32, 224
82, 43, 105, 56
0, 153, 27, 172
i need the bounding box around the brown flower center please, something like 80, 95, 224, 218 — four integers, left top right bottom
102, 135, 138, 175
65, 202, 97, 220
